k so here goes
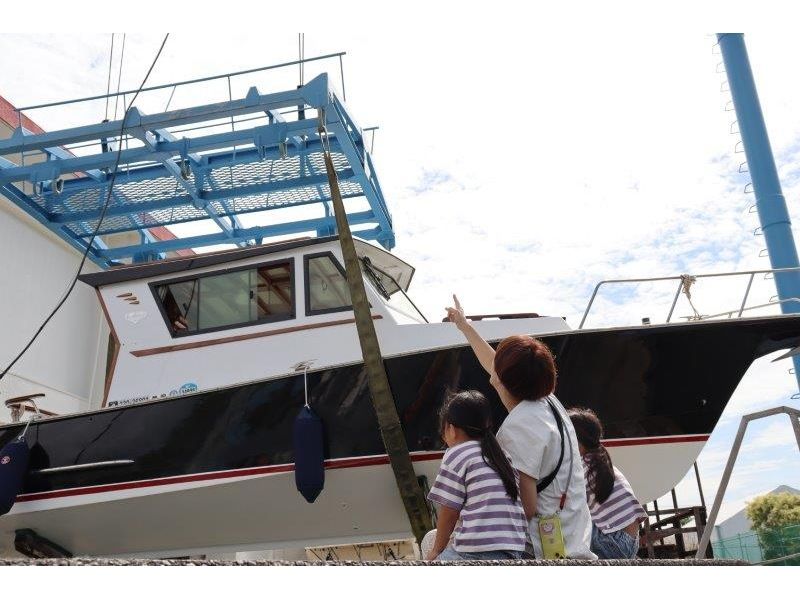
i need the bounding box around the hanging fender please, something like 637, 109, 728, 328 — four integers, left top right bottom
292, 405, 325, 503
0, 438, 30, 516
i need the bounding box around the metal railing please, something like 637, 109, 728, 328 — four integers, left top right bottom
578, 266, 800, 330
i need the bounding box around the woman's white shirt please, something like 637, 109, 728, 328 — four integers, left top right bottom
497, 396, 596, 559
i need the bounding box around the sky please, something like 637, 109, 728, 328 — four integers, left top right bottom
2, 3, 800, 532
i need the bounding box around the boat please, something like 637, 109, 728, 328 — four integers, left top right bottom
3, 39, 800, 559
1, 234, 799, 557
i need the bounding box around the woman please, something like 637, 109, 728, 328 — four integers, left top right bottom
445, 296, 595, 559
568, 407, 647, 559
425, 391, 527, 561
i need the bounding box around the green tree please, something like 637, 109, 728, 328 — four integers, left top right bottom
745, 493, 800, 564
746, 493, 800, 531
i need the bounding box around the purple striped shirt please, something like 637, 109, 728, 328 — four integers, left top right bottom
584, 458, 647, 534
427, 440, 527, 553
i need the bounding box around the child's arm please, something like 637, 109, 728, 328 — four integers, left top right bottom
519, 472, 538, 520
427, 505, 460, 560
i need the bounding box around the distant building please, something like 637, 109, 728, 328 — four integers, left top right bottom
715, 485, 800, 540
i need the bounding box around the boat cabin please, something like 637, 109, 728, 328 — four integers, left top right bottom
78, 236, 569, 408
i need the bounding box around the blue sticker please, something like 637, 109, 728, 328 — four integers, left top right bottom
180, 382, 198, 394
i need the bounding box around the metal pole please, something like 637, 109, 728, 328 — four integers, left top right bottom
696, 406, 800, 557
696, 415, 749, 557
718, 33, 800, 387
738, 272, 756, 317
666, 280, 683, 323
694, 462, 707, 510
790, 411, 800, 452
579, 282, 604, 329
318, 116, 432, 543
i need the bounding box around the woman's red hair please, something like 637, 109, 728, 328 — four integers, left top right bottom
493, 335, 556, 401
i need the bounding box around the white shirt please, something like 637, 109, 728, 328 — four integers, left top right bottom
497, 395, 596, 559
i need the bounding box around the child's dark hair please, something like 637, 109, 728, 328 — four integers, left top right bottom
568, 407, 615, 504
439, 390, 518, 502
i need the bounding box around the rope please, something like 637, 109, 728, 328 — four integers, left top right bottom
680, 274, 702, 320
754, 550, 800, 565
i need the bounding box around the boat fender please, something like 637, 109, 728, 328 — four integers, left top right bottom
0, 438, 30, 516
293, 405, 325, 503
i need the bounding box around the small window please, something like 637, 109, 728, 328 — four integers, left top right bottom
361, 257, 427, 323
154, 260, 294, 336
305, 253, 352, 315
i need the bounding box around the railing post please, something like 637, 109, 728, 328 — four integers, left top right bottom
666, 280, 683, 323
579, 282, 604, 329
738, 272, 756, 317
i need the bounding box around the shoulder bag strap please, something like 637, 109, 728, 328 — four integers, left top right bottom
536, 397, 565, 494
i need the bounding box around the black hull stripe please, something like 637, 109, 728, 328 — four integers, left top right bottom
15, 435, 708, 504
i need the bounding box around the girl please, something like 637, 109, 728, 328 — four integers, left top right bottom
426, 390, 527, 561
568, 407, 647, 559
445, 295, 595, 559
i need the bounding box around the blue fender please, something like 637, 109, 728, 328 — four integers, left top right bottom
0, 438, 30, 516
292, 406, 325, 503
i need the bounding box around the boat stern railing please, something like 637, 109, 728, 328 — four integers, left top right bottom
578, 266, 800, 330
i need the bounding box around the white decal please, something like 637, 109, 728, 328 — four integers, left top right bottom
125, 311, 148, 324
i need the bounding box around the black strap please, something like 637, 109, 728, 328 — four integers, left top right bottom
536, 398, 565, 494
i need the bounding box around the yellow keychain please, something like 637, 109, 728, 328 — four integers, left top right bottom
538, 513, 567, 559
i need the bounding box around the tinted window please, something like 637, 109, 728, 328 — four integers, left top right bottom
154, 261, 294, 335
305, 254, 351, 315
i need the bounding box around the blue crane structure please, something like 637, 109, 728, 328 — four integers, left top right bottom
717, 33, 800, 391
0, 54, 393, 267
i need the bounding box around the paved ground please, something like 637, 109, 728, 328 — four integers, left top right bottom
0, 558, 747, 566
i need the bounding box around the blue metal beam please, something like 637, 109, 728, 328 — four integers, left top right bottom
32, 137, 337, 196
718, 32, 800, 389
0, 179, 108, 266
97, 210, 377, 260
0, 70, 394, 262
0, 119, 325, 185
0, 74, 331, 156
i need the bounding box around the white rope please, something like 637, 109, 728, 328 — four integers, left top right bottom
681, 274, 702, 320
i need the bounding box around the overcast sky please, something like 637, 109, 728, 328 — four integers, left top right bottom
2, 4, 800, 527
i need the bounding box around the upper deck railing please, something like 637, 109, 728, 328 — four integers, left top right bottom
578, 266, 800, 330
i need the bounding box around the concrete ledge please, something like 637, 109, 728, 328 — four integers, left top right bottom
0, 558, 748, 566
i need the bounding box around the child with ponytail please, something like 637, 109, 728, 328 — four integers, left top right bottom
568, 408, 647, 559
425, 390, 527, 561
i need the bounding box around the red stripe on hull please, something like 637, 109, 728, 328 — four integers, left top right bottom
14, 436, 708, 504
602, 434, 709, 448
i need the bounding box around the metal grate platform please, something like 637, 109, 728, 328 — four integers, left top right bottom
0, 60, 393, 267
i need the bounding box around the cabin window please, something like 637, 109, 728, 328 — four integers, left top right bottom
361, 257, 428, 323
154, 260, 294, 336
304, 253, 352, 315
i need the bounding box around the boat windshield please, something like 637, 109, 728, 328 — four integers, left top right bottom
360, 257, 428, 323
